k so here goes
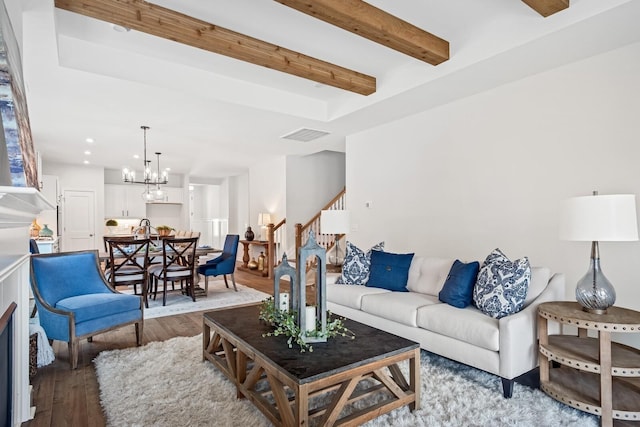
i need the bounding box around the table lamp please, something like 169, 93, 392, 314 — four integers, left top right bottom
559, 191, 638, 314
320, 210, 350, 266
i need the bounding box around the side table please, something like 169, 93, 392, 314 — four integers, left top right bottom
538, 301, 640, 427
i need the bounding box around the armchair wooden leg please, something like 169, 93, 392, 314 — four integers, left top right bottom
204, 276, 209, 293
87, 336, 93, 342
223, 275, 229, 289
230, 273, 237, 292
135, 321, 143, 346
69, 340, 79, 370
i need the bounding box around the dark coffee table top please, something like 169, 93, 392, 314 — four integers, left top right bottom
203, 304, 419, 384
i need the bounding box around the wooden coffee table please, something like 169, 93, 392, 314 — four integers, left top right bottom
203, 304, 420, 426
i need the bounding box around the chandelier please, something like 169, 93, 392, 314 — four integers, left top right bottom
121, 126, 169, 201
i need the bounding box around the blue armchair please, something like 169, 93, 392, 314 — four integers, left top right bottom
197, 234, 239, 293
30, 250, 144, 369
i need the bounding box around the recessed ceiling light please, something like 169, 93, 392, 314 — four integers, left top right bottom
133, 154, 139, 159
84, 150, 91, 155
83, 160, 90, 165
165, 167, 171, 171
112, 24, 131, 33
86, 138, 94, 143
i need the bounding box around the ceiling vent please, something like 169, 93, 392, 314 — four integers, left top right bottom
281, 128, 330, 142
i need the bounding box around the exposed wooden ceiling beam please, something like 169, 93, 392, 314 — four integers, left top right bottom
522, 0, 569, 17
54, 0, 376, 95
274, 0, 449, 66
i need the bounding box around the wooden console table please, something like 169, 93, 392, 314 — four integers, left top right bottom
538, 301, 640, 427
238, 239, 269, 277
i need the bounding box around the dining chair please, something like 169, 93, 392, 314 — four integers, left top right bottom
30, 250, 144, 369
104, 237, 151, 308
197, 234, 240, 293
148, 236, 199, 306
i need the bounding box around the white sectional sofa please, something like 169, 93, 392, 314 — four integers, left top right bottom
326, 256, 564, 398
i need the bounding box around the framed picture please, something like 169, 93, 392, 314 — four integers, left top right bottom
0, 2, 37, 188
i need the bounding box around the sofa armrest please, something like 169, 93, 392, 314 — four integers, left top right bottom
498, 273, 565, 379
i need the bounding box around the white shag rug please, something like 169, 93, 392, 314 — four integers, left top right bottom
95, 335, 598, 427
141, 279, 270, 319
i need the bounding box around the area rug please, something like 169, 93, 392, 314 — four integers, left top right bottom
95, 335, 598, 427
142, 279, 270, 319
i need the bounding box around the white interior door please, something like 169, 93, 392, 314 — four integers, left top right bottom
62, 189, 96, 251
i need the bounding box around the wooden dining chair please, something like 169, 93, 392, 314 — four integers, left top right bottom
148, 236, 199, 306
104, 238, 151, 308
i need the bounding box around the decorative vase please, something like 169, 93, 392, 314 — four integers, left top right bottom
258, 251, 265, 271
248, 257, 258, 270
30, 219, 41, 238
158, 228, 171, 237
245, 226, 255, 241
39, 224, 54, 238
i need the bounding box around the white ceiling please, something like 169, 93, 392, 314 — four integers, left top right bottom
17, 0, 640, 181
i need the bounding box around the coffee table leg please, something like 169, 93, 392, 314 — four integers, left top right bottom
202, 321, 210, 362
237, 349, 247, 399
296, 384, 309, 426
410, 348, 420, 411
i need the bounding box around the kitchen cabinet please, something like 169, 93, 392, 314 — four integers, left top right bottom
104, 184, 146, 218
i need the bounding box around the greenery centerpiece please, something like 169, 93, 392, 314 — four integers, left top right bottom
155, 225, 173, 237
259, 297, 353, 352
105, 219, 118, 234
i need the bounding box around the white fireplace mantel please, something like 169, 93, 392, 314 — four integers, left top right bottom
0, 185, 53, 425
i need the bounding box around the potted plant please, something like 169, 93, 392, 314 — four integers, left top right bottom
105, 219, 118, 234
156, 225, 173, 237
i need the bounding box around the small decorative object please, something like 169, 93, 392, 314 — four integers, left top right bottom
245, 226, 255, 241
30, 219, 41, 237
248, 257, 258, 270
258, 251, 266, 271
560, 191, 639, 314
39, 224, 54, 238
105, 219, 118, 234
156, 225, 173, 237
261, 233, 353, 352
279, 293, 289, 311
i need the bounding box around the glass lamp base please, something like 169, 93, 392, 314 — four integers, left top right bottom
575, 255, 615, 315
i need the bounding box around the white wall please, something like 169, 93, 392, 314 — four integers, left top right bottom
286, 151, 345, 250
347, 41, 640, 348
228, 173, 248, 236
248, 156, 286, 240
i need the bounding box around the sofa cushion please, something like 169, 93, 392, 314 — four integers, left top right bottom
326, 283, 390, 310
361, 292, 439, 327
336, 241, 384, 285
406, 257, 454, 296
417, 303, 500, 351
473, 248, 531, 319
438, 260, 480, 308
366, 251, 414, 292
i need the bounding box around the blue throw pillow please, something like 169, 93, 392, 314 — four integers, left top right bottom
366, 250, 414, 292
336, 241, 385, 285
438, 260, 480, 308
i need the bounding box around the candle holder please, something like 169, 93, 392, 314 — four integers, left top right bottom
273, 232, 328, 344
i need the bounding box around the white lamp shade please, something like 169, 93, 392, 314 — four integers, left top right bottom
257, 213, 272, 226
320, 210, 350, 234
560, 194, 639, 241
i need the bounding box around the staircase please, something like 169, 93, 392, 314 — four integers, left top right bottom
259, 187, 346, 278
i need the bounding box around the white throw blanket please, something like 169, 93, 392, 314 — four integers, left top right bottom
28, 319, 55, 367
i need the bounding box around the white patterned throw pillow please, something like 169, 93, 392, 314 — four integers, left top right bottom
473, 248, 531, 319
336, 241, 385, 285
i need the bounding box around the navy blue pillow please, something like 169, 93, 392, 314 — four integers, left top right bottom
366, 250, 414, 292
438, 260, 480, 308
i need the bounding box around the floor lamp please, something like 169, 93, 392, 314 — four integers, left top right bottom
320, 210, 350, 267
560, 191, 638, 314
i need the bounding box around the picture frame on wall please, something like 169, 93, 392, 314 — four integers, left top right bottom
0, 2, 37, 188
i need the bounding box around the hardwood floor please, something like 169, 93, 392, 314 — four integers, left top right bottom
23, 267, 283, 427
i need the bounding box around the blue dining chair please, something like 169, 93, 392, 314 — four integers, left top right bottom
197, 234, 240, 293
30, 250, 144, 369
